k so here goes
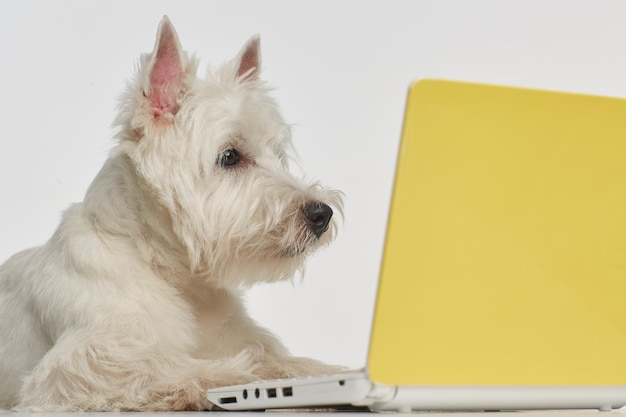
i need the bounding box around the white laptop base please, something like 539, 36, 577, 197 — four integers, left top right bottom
207, 371, 376, 411
206, 371, 626, 412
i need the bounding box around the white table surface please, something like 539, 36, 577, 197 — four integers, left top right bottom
2, 411, 625, 416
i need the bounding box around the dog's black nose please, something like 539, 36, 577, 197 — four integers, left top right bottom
302, 202, 333, 238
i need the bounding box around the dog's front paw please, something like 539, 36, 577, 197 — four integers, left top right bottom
257, 356, 348, 380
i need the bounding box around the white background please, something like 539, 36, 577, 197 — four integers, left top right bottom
1, 0, 626, 370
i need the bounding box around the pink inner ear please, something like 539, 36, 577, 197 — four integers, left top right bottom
237, 43, 259, 80
149, 25, 182, 118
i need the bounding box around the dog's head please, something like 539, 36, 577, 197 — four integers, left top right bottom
114, 17, 342, 289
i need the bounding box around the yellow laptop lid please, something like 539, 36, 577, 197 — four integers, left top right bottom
368, 80, 626, 386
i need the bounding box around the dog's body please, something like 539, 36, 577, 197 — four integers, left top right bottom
0, 17, 342, 411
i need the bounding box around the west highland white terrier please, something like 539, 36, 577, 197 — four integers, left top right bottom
0, 17, 343, 411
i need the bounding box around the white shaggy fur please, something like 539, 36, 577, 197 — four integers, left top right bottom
0, 17, 343, 411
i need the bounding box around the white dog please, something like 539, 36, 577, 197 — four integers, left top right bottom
0, 17, 343, 411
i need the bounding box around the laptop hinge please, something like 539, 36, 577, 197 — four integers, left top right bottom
354, 383, 397, 406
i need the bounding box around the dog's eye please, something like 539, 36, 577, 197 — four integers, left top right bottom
219, 149, 240, 167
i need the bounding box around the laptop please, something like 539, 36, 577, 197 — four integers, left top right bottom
207, 79, 626, 412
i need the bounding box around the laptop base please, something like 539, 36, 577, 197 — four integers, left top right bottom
207, 371, 626, 412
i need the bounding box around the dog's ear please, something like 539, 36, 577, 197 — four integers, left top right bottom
144, 16, 187, 121
235, 35, 261, 82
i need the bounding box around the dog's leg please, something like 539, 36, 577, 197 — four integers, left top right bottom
231, 318, 348, 380
15, 329, 262, 411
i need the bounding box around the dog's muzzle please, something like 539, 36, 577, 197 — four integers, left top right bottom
301, 202, 333, 238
